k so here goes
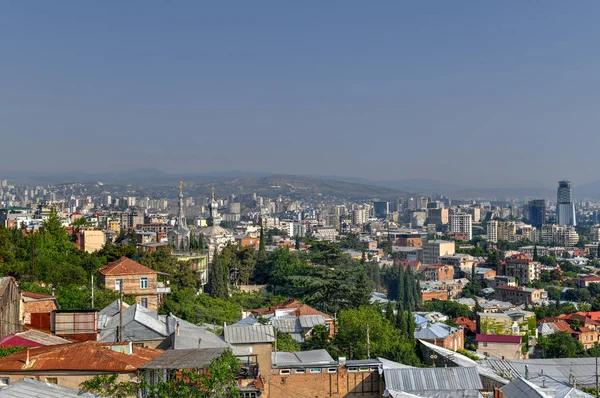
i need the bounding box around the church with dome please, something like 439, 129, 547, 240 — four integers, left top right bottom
199, 187, 234, 259
167, 183, 233, 257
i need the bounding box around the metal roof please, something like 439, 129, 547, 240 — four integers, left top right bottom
481, 358, 600, 388
384, 367, 483, 392
141, 348, 227, 370
224, 325, 276, 344
298, 315, 325, 328
272, 317, 301, 333
0, 378, 105, 397
500, 377, 554, 398
271, 349, 336, 368
414, 323, 457, 340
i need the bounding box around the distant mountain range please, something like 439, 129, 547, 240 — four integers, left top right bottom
3, 169, 600, 200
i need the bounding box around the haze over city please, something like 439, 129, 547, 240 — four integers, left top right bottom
2, 2, 600, 188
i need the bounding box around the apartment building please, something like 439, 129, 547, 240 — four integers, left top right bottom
423, 240, 455, 265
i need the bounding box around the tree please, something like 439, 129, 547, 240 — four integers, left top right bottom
385, 301, 395, 323
275, 330, 301, 352
198, 234, 205, 253
350, 267, 370, 308
257, 227, 266, 263
396, 301, 407, 336
83, 350, 242, 398
303, 324, 330, 351
295, 235, 301, 250
208, 249, 227, 299
533, 245, 539, 261
538, 331, 585, 358
406, 306, 416, 339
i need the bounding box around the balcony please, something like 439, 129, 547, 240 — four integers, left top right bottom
157, 281, 171, 294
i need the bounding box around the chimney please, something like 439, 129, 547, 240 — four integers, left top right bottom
176, 322, 180, 336
25, 349, 30, 365
525, 365, 529, 380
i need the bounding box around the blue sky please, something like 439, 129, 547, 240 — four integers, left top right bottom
1, 1, 600, 187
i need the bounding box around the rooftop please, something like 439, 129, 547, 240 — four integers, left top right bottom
271, 349, 336, 368
224, 325, 276, 345
141, 348, 227, 370
0, 377, 106, 398
476, 334, 521, 344
98, 256, 156, 276
384, 366, 483, 393
0, 341, 161, 372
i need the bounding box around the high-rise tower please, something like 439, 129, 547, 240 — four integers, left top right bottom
556, 180, 576, 226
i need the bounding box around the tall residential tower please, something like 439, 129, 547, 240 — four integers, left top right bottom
556, 180, 576, 226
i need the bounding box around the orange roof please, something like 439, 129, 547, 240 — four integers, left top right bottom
21, 291, 57, 300
23, 301, 57, 316
573, 312, 600, 321
98, 257, 156, 276
454, 316, 476, 332
250, 299, 332, 320
0, 341, 161, 372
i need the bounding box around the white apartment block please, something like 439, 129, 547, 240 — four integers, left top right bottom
423, 240, 456, 265
449, 213, 472, 241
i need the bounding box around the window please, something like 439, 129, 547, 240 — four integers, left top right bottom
140, 298, 148, 308
115, 279, 123, 291
279, 369, 291, 375
0, 378, 9, 387
327, 368, 337, 373
347, 367, 358, 373
294, 368, 305, 374
309, 368, 321, 374
140, 277, 148, 289
483, 342, 488, 347
45, 377, 58, 385
359, 367, 369, 372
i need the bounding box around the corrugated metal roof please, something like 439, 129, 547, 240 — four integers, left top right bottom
13, 330, 70, 346
384, 367, 483, 392
501, 377, 553, 398
298, 315, 325, 328
0, 378, 105, 397
141, 348, 227, 370
224, 325, 276, 344
414, 323, 457, 340
271, 349, 336, 368
481, 358, 600, 388
272, 317, 301, 333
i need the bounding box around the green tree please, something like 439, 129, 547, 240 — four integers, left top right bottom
208, 249, 227, 299
351, 267, 370, 308
276, 330, 301, 352
385, 301, 395, 323
396, 301, 407, 336
538, 331, 585, 358
303, 324, 330, 351
406, 306, 416, 339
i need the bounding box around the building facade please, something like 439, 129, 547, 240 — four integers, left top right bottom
557, 180, 576, 226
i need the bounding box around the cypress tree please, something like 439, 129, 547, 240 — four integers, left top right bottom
533, 245, 539, 261
198, 234, 205, 253
295, 235, 301, 250
189, 231, 196, 251
404, 267, 415, 310
257, 227, 266, 264
406, 306, 416, 340
396, 301, 407, 336
385, 300, 395, 323
209, 248, 227, 299
398, 265, 405, 304
361, 250, 366, 265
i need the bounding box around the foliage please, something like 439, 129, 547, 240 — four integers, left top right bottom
564, 288, 592, 303
80, 373, 135, 398
275, 330, 301, 352
253, 227, 268, 283
538, 331, 585, 358
456, 348, 479, 361
160, 287, 241, 325
455, 246, 487, 257
228, 291, 286, 310
534, 302, 578, 320
208, 249, 228, 299
333, 307, 420, 365
384, 265, 421, 310
303, 324, 330, 351
424, 300, 473, 319
0, 346, 27, 358
221, 245, 256, 286
339, 233, 362, 251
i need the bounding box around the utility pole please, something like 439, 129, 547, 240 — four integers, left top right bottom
31, 230, 35, 274
366, 323, 370, 359
119, 282, 124, 342
91, 275, 95, 308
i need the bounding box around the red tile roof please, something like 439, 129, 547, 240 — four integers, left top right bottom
573, 312, 600, 321
454, 317, 476, 333
496, 285, 520, 291
0, 341, 161, 372
249, 299, 332, 320
476, 334, 521, 344
98, 257, 156, 276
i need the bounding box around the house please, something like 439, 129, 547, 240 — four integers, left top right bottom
414, 323, 464, 350
247, 299, 335, 337
0, 341, 161, 392
421, 264, 454, 281
0, 278, 21, 338
224, 325, 276, 388
494, 285, 547, 306
383, 366, 483, 398
0, 330, 70, 348
421, 289, 448, 301
574, 275, 600, 288
498, 255, 541, 285
455, 316, 477, 335
0, 377, 106, 397
97, 256, 170, 311
462, 266, 497, 281
268, 350, 382, 398
98, 302, 221, 349
271, 315, 327, 342
20, 291, 59, 326
477, 310, 535, 339
476, 334, 523, 360
140, 347, 263, 397
479, 299, 515, 313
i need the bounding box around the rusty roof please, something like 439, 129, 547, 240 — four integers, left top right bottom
0, 341, 161, 372
249, 299, 332, 320
21, 291, 57, 300
98, 257, 156, 276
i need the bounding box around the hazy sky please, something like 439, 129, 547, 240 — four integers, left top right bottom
2, 2, 600, 188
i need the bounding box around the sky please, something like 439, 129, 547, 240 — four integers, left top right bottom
1, 1, 600, 188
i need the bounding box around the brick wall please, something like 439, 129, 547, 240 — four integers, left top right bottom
267, 367, 381, 398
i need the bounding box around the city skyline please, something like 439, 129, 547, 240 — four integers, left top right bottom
2, 2, 600, 186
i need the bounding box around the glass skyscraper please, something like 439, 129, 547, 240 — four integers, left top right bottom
557, 180, 576, 226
